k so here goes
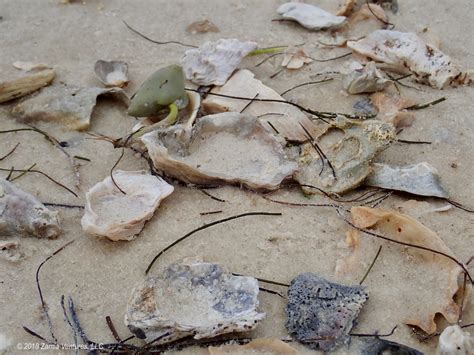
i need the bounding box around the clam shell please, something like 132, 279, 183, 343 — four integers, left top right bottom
94, 60, 128, 87
277, 2, 346, 30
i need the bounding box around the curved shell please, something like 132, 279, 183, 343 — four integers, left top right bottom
81, 170, 174, 241
277, 2, 346, 30
94, 60, 128, 87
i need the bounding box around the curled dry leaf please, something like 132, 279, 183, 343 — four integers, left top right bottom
12, 85, 129, 130
202, 69, 324, 142
209, 339, 298, 355
344, 206, 468, 334
281, 46, 312, 69
295, 117, 396, 195
286, 273, 368, 351
0, 178, 61, 239
437, 325, 473, 355
0, 69, 55, 103
81, 170, 173, 241
343, 61, 391, 94
277, 2, 346, 30
186, 19, 219, 34
125, 262, 265, 343
94, 60, 128, 87
141, 112, 298, 190
366, 162, 449, 198
370, 92, 416, 128
347, 30, 471, 89
181, 39, 258, 86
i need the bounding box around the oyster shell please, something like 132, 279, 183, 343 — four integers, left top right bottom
366, 162, 449, 198
81, 170, 174, 241
209, 338, 298, 354
295, 116, 396, 194
12, 85, 129, 130
181, 39, 258, 86
0, 69, 55, 103
141, 112, 298, 190
202, 69, 323, 142
94, 60, 128, 87
285, 273, 368, 352
124, 262, 265, 343
0, 178, 61, 239
347, 30, 469, 89
277, 2, 346, 30
343, 61, 390, 94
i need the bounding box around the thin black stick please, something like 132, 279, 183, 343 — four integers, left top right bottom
0, 143, 19, 161
351, 325, 398, 337
200, 210, 223, 216
199, 189, 226, 202
110, 148, 126, 195
446, 199, 474, 213
123, 20, 197, 48
259, 287, 287, 299
232, 273, 290, 287
359, 246, 383, 285
396, 139, 432, 144
406, 97, 446, 110
5, 166, 14, 181
266, 121, 280, 135
337, 210, 473, 284
280, 78, 333, 96
240, 93, 259, 113
9, 163, 36, 182
22, 326, 49, 342
106, 316, 122, 342
35, 240, 75, 343
43, 202, 85, 209
145, 212, 282, 274
261, 194, 345, 211
0, 167, 78, 197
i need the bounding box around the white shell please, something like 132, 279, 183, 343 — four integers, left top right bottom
141, 112, 298, 190
125, 262, 265, 343
94, 60, 129, 87
343, 61, 390, 94
12, 85, 129, 130
347, 30, 465, 89
181, 39, 258, 86
277, 2, 346, 30
366, 162, 448, 198
81, 170, 174, 241
0, 178, 61, 239
437, 325, 473, 355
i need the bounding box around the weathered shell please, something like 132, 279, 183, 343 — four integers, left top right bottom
437, 325, 473, 355
347, 30, 468, 89
0, 69, 55, 103
128, 65, 188, 117
81, 170, 174, 241
141, 112, 298, 190
370, 92, 416, 128
94, 60, 129, 87
365, 162, 449, 198
12, 85, 129, 130
343, 61, 390, 94
285, 273, 368, 351
0, 178, 61, 239
295, 116, 396, 194
181, 39, 258, 86
277, 2, 346, 30
124, 262, 265, 343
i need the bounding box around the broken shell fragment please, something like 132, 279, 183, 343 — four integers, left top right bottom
347, 30, 470, 89
186, 19, 219, 34
94, 60, 129, 87
181, 39, 258, 86
12, 85, 129, 130
128, 65, 188, 117
0, 178, 61, 239
350, 207, 468, 334
0, 69, 55, 103
437, 325, 473, 355
202, 69, 323, 142
13, 61, 49, 72
343, 61, 390, 94
281, 46, 313, 70
285, 273, 368, 351
370, 92, 416, 128
81, 170, 174, 241
366, 162, 449, 198
336, 4, 388, 42
125, 262, 265, 343
209, 338, 298, 355
277, 2, 346, 30
141, 112, 298, 190
295, 117, 396, 194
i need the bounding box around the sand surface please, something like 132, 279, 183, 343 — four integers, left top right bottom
0, 0, 473, 354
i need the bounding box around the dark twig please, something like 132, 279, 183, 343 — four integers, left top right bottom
396, 139, 432, 144
232, 273, 289, 287
106, 316, 122, 343
446, 199, 474, 213
200, 210, 223, 216
5, 166, 14, 181
35, 240, 75, 343
43, 202, 85, 209
123, 20, 197, 48
0, 143, 19, 161
406, 97, 446, 110
240, 93, 259, 113
110, 148, 126, 195
22, 326, 49, 342
9, 163, 36, 182
351, 325, 398, 337
199, 189, 226, 202
359, 246, 383, 285
266, 121, 281, 135
280, 78, 333, 96
259, 287, 287, 299
145, 212, 282, 274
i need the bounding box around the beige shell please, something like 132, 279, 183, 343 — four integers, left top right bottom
370, 92, 416, 128
347, 30, 469, 89
124, 262, 265, 343
12, 85, 129, 130
202, 69, 324, 142
181, 39, 258, 86
209, 338, 298, 355
281, 47, 312, 70
277, 2, 346, 30
343, 61, 390, 94
0, 69, 55, 103
94, 60, 128, 87
81, 170, 174, 241
141, 112, 298, 190
0, 178, 61, 239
